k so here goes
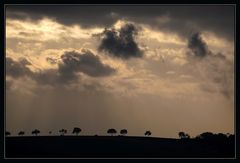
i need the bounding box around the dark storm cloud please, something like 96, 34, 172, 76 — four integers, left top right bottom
6, 5, 119, 28
6, 57, 32, 78
6, 5, 234, 41
152, 6, 234, 41
6, 50, 116, 85
186, 32, 233, 99
59, 50, 116, 77
98, 23, 143, 59
187, 32, 227, 60
6, 57, 62, 84
188, 32, 209, 58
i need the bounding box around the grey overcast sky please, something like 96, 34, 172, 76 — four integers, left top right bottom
6, 5, 234, 138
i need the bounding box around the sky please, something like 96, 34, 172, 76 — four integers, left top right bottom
5, 5, 235, 138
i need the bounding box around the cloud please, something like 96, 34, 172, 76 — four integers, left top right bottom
186, 32, 233, 99
6, 49, 116, 85
188, 32, 209, 58
188, 32, 229, 60
59, 50, 116, 78
6, 57, 32, 78
6, 57, 63, 85
98, 23, 143, 59
6, 5, 234, 41
6, 6, 119, 29
33, 69, 61, 85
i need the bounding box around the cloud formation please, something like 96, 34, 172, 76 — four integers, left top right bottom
6, 5, 234, 41
6, 57, 32, 78
187, 32, 233, 99
6, 49, 116, 85
188, 32, 209, 58
98, 23, 143, 59
59, 50, 116, 78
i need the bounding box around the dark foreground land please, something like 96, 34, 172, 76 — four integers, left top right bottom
5, 136, 234, 158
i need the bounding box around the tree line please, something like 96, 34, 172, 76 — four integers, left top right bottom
5, 129, 234, 141
5, 128, 148, 137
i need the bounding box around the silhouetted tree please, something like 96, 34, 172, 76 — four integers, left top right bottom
226, 133, 231, 137
32, 129, 40, 136
120, 129, 128, 136
185, 134, 190, 139
107, 128, 117, 136
5, 131, 11, 136
228, 134, 234, 140
178, 132, 185, 139
195, 135, 201, 140
228, 134, 235, 145
72, 127, 82, 136
145, 131, 151, 136
216, 133, 228, 141
18, 131, 25, 136
59, 129, 67, 136
196, 132, 231, 144
178, 132, 190, 139
198, 132, 215, 140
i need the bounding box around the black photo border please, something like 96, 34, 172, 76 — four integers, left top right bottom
1, 0, 239, 161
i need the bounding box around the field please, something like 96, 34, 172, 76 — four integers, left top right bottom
5, 136, 234, 158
